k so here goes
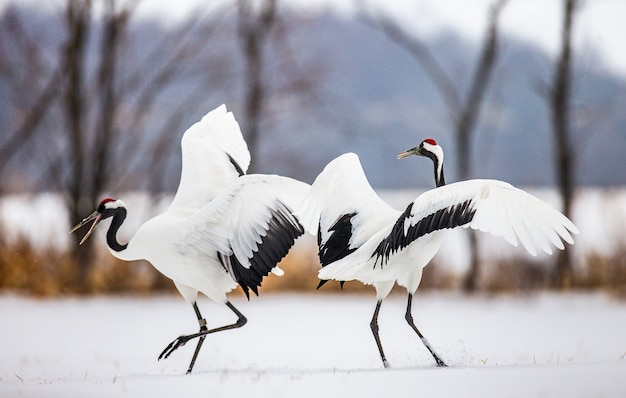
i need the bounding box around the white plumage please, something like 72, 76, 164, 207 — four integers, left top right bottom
71, 105, 309, 374
296, 139, 579, 368
169, 104, 250, 210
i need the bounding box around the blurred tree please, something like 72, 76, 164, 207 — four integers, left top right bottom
547, 0, 580, 288
0, 0, 325, 292
0, 0, 234, 290
236, 0, 277, 173
61, 0, 95, 289
0, 7, 63, 192
234, 0, 324, 174
360, 0, 507, 292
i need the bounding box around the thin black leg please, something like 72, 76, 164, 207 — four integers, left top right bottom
405, 293, 447, 367
370, 300, 390, 368
186, 302, 208, 374
158, 300, 248, 374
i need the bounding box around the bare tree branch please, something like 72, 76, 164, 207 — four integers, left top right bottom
456, 0, 506, 179
0, 68, 63, 168
358, 10, 462, 117
92, 0, 129, 198
0, 8, 64, 191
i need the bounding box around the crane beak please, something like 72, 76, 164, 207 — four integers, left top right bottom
397, 146, 424, 159
69, 211, 102, 245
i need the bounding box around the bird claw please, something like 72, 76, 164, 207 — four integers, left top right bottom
158, 335, 190, 360
435, 358, 448, 367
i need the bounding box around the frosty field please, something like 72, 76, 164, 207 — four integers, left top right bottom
1, 292, 625, 397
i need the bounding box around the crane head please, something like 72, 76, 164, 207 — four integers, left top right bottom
397, 138, 446, 187
397, 138, 441, 160
69, 198, 125, 245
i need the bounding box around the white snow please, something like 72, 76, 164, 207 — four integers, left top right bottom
1, 189, 625, 396
1, 293, 625, 397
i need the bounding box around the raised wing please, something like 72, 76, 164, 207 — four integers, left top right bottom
463, 180, 579, 254
373, 179, 579, 265
170, 104, 251, 210
295, 153, 400, 267
182, 174, 309, 298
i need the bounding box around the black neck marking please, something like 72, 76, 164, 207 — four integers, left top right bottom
434, 159, 445, 187
425, 152, 445, 188
106, 207, 129, 252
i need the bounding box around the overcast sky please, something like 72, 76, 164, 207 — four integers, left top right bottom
134, 0, 626, 79
3, 0, 625, 78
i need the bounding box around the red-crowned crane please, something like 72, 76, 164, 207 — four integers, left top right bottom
70, 105, 308, 374
295, 138, 579, 368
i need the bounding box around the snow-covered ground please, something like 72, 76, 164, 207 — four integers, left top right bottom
2, 293, 625, 397
1, 189, 625, 396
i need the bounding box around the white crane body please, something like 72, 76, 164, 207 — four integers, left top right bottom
297, 141, 578, 368
71, 105, 309, 373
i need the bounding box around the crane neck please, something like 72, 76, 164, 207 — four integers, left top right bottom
107, 208, 129, 252
434, 159, 446, 188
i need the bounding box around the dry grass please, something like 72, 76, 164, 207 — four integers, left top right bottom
0, 234, 443, 297
0, 236, 75, 296
1, 230, 626, 298
87, 253, 175, 295
0, 232, 175, 296
482, 258, 551, 294
576, 248, 626, 298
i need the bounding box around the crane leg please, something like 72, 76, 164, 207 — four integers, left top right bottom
405, 293, 447, 367
158, 301, 248, 374
370, 300, 390, 368
186, 302, 208, 374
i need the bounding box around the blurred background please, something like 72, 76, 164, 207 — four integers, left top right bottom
0, 0, 625, 297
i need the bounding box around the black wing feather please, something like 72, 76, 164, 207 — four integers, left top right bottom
318, 212, 358, 267
223, 200, 304, 299
227, 153, 246, 177
316, 212, 358, 289
372, 199, 477, 267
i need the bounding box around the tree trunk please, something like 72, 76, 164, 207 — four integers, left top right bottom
237, 0, 277, 173
459, 1, 506, 292
550, 0, 578, 289
62, 0, 92, 291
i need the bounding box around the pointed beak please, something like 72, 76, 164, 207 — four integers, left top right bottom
69, 211, 102, 245
397, 146, 424, 159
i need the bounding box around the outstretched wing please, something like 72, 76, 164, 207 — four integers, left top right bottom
182, 174, 309, 298
170, 104, 251, 210
373, 179, 579, 266
295, 153, 400, 267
